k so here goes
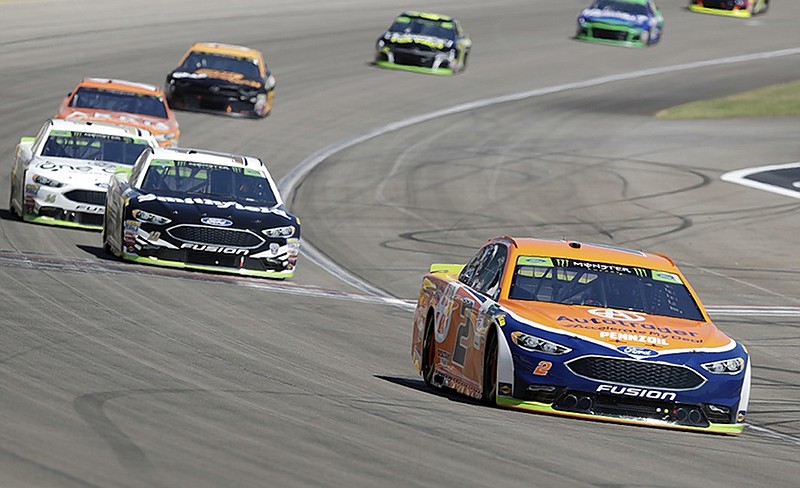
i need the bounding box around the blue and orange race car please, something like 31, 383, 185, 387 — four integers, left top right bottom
412, 237, 751, 434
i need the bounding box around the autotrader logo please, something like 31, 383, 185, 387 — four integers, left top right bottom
588, 309, 646, 322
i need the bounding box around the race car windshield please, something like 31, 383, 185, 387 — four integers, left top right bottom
591, 0, 649, 15
508, 256, 705, 321
389, 17, 457, 40
41, 131, 150, 165
70, 88, 169, 119
179, 52, 262, 81
141, 160, 278, 206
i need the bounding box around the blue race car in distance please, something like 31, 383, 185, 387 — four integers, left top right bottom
577, 0, 664, 47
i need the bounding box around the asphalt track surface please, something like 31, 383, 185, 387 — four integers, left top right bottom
1, 1, 799, 487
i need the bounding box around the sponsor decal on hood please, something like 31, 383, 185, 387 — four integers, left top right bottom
581, 8, 650, 25
138, 193, 291, 219
34, 158, 121, 176
64, 110, 171, 131
502, 301, 735, 352
387, 33, 452, 50
171, 69, 262, 88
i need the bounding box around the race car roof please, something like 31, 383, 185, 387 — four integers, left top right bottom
187, 42, 261, 60
76, 78, 163, 96
148, 147, 266, 170
45, 118, 157, 142
500, 237, 677, 271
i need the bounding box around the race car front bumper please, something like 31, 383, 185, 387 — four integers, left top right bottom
121, 220, 298, 279
576, 23, 651, 48
688, 4, 753, 18
375, 46, 456, 75
23, 183, 105, 230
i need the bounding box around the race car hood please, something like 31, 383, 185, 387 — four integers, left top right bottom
59, 108, 173, 134
579, 8, 650, 27
383, 32, 454, 51
169, 69, 263, 90
29, 156, 123, 188
501, 300, 733, 352
134, 193, 295, 228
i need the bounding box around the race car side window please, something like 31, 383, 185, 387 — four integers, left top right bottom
473, 245, 507, 299
459, 244, 507, 299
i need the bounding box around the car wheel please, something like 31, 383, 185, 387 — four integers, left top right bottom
102, 208, 121, 258
421, 312, 437, 387
481, 330, 498, 404
8, 179, 18, 218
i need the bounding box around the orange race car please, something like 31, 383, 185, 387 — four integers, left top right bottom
412, 236, 751, 434
55, 78, 180, 147
164, 42, 276, 118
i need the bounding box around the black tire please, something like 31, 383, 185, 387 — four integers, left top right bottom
8, 179, 18, 218
102, 207, 121, 258
421, 312, 437, 387
481, 330, 498, 404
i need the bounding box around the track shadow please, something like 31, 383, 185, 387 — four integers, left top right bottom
0, 209, 19, 221
76, 244, 116, 261
375, 375, 485, 407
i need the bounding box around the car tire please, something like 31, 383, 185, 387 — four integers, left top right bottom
421, 312, 437, 387
481, 330, 498, 405
8, 179, 18, 218
102, 208, 120, 258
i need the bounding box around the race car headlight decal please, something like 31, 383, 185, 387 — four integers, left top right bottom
132, 209, 171, 225
511, 331, 571, 355
701, 357, 745, 375
262, 226, 295, 238
32, 174, 64, 188
266, 75, 276, 90
377, 39, 385, 49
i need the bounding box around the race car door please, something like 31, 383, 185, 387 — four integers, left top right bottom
437, 242, 508, 394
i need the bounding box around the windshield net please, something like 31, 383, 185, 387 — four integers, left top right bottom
141, 160, 278, 206
70, 87, 168, 119
508, 256, 705, 321
41, 130, 150, 165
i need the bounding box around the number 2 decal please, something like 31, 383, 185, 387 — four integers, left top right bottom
533, 361, 552, 376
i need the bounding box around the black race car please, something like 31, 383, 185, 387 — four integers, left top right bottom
103, 147, 299, 278
164, 42, 276, 118
375, 11, 471, 75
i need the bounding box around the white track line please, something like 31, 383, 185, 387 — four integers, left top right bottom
278, 46, 800, 300
721, 161, 800, 199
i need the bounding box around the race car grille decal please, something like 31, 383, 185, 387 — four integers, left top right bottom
167, 225, 264, 249
566, 356, 705, 390
65, 190, 106, 205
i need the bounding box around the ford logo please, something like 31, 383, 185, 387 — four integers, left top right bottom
201, 217, 233, 227
617, 346, 659, 358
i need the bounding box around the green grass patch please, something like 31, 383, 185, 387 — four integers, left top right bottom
656, 80, 800, 119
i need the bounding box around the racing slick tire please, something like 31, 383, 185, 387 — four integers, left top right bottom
481, 329, 498, 405
422, 312, 437, 387
8, 180, 18, 218
102, 210, 120, 258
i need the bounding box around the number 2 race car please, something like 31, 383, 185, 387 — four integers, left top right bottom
375, 11, 471, 75
412, 237, 751, 434
9, 119, 157, 230
103, 147, 300, 279
576, 0, 664, 47
688, 0, 769, 18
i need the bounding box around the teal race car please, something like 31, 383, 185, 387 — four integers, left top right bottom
374, 11, 471, 75
576, 0, 664, 47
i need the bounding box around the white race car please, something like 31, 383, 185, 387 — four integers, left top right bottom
9, 119, 157, 230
